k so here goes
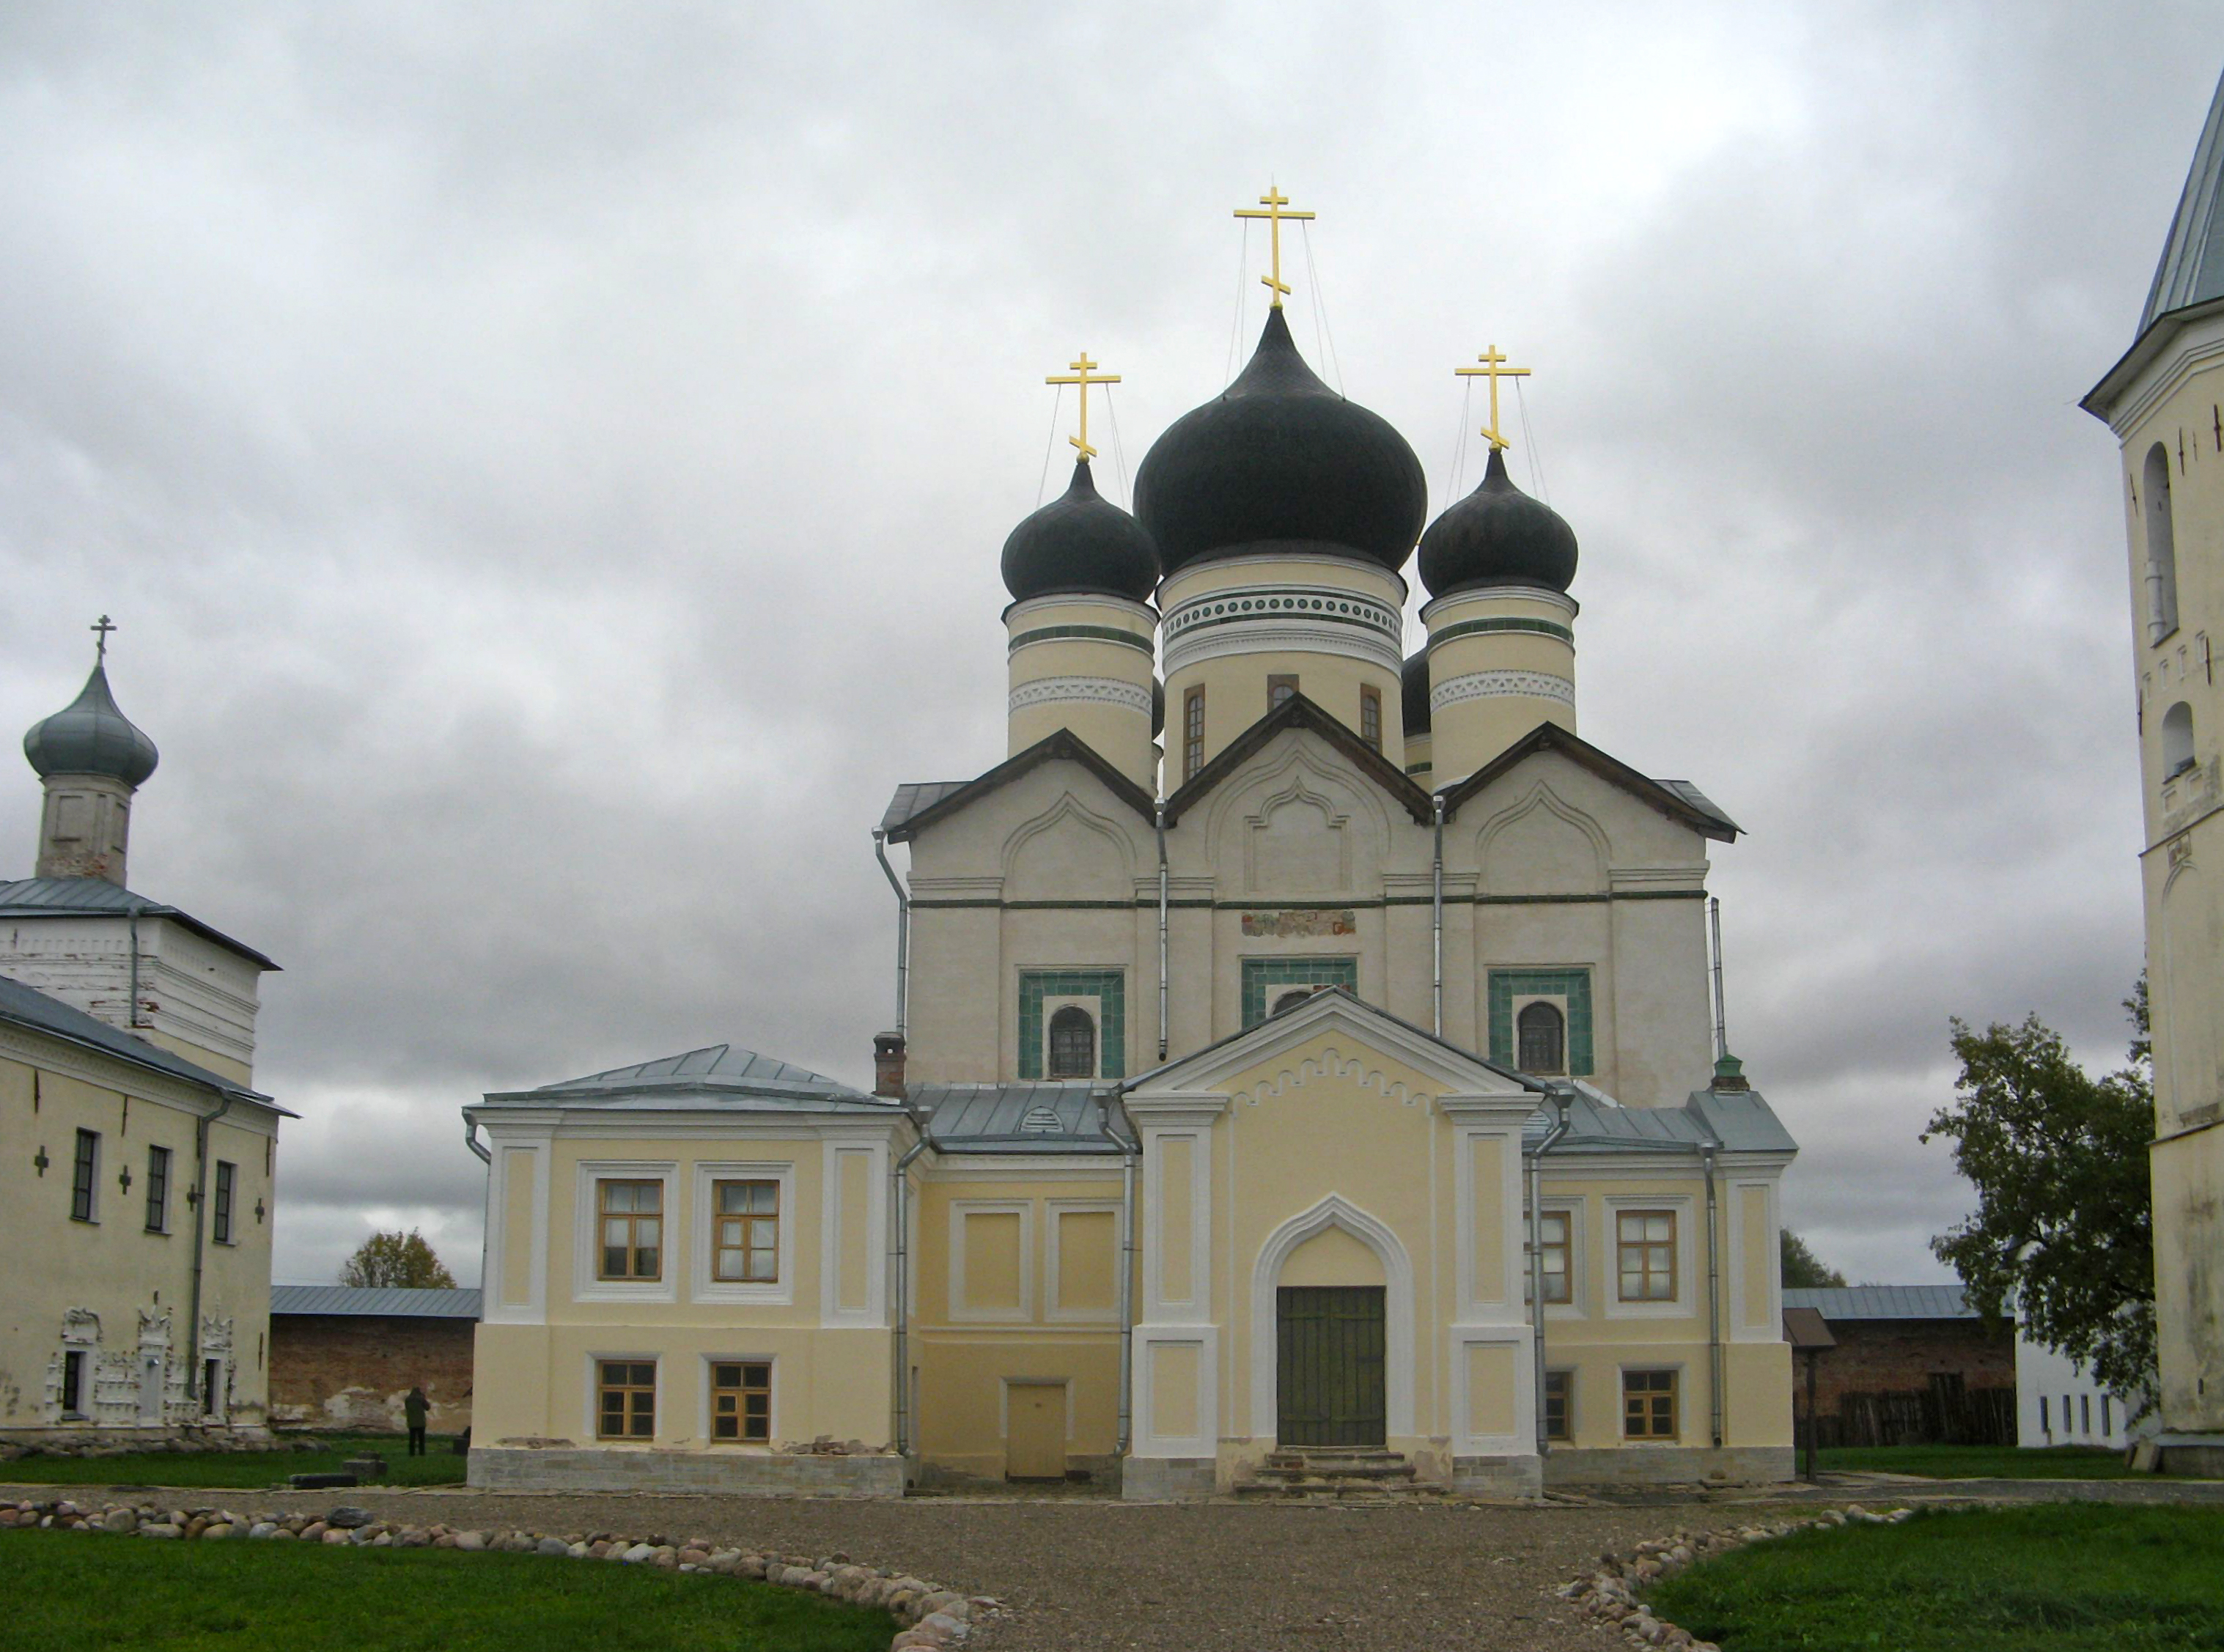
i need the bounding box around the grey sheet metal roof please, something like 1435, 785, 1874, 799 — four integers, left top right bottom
1653, 780, 1739, 836
482, 1043, 897, 1113
0, 876, 280, 970
881, 781, 971, 836
913, 1083, 1122, 1154
271, 1285, 482, 1319
1782, 1285, 1975, 1321
2144, 66, 2224, 337
0, 970, 281, 1110
1519, 1084, 1796, 1157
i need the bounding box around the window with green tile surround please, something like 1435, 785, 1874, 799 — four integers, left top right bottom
1487, 968, 1593, 1075
1017, 970, 1125, 1080
1240, 956, 1359, 1028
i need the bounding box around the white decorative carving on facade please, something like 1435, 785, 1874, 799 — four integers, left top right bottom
1430, 670, 1576, 709
1163, 606, 1404, 676
1008, 676, 1154, 716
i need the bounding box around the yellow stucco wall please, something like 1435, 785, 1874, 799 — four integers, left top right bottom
1006, 593, 1159, 792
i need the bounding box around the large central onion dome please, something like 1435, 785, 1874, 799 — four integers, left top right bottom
1134, 309, 1427, 577
1417, 446, 1578, 597
23, 662, 158, 787
1001, 459, 1161, 602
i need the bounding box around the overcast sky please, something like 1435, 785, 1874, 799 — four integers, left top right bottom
1, 3, 2210, 1288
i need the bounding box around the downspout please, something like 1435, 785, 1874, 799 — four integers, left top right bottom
463, 1117, 490, 1165
1708, 896, 1727, 1062
1703, 1139, 1725, 1450
1155, 803, 1169, 1061
185, 1091, 239, 1411
128, 898, 144, 1028
1430, 794, 1446, 1036
890, 1117, 935, 1458
1528, 1088, 1571, 1457
873, 830, 909, 1038
1100, 1095, 1143, 1456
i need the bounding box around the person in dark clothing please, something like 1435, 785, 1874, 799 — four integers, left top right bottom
403, 1386, 430, 1456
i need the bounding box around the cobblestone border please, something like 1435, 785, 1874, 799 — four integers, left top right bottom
0, 1496, 996, 1651
1553, 1503, 1916, 1651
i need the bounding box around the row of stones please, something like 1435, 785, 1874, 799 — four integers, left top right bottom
1553, 1503, 1917, 1651
0, 1498, 994, 1652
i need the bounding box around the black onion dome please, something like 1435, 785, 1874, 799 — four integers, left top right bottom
1401, 652, 1432, 737
1134, 308, 1426, 577
1152, 678, 1166, 739
23, 663, 158, 787
1001, 459, 1160, 602
1417, 446, 1578, 598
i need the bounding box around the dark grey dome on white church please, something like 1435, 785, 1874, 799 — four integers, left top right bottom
1001, 460, 1161, 603
23, 663, 158, 788
1401, 652, 1431, 736
1417, 446, 1578, 598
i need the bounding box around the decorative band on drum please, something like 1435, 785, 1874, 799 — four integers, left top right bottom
1009, 676, 1155, 716
1429, 670, 1575, 710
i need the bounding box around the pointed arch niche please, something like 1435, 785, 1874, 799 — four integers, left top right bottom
1248, 1194, 1415, 1441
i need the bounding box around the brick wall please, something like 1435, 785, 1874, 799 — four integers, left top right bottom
268, 1315, 474, 1434
1796, 1317, 2017, 1447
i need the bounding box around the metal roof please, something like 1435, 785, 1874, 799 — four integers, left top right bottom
0, 876, 280, 970
271, 1286, 482, 1319
2143, 65, 2224, 337
880, 781, 971, 836
913, 1083, 1122, 1153
481, 1043, 896, 1113
1783, 1285, 1976, 1321
1516, 1083, 1797, 1157
0, 970, 281, 1110
1653, 780, 1739, 836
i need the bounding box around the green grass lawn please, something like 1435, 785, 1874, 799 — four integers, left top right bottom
0, 1437, 467, 1488
1649, 1505, 2224, 1652
0, 1531, 894, 1652
1815, 1444, 2148, 1480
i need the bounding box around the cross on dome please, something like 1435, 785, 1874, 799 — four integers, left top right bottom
1234, 185, 1315, 309
90, 614, 117, 660
1045, 351, 1120, 462
1454, 345, 1531, 451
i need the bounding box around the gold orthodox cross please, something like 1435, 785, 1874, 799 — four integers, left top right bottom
90, 614, 116, 660
1454, 346, 1531, 451
1046, 352, 1120, 462
1234, 186, 1315, 309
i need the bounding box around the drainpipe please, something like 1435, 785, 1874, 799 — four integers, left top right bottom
1155, 803, 1169, 1061
1708, 896, 1727, 1063
1430, 794, 1446, 1036
127, 898, 145, 1029
889, 1116, 935, 1458
1703, 1139, 1725, 1450
873, 830, 909, 1038
185, 1091, 239, 1411
1100, 1095, 1143, 1456
1528, 1088, 1571, 1456
463, 1117, 490, 1165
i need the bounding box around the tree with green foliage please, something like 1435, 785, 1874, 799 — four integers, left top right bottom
1923, 981, 2156, 1416
1781, 1229, 1847, 1288
339, 1228, 457, 1290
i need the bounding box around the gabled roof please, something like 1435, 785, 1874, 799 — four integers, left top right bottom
481, 1042, 896, 1113
910, 1082, 1122, 1154
880, 728, 1157, 844
0, 970, 281, 1110
1782, 1285, 1975, 1322
1518, 1083, 1795, 1156
271, 1285, 482, 1319
0, 876, 280, 970
1160, 691, 1434, 827
1436, 722, 1739, 841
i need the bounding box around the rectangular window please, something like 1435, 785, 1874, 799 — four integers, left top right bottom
597, 1179, 663, 1280
1538, 1211, 1572, 1305
144, 1146, 172, 1234
596, 1360, 656, 1439
1359, 685, 1382, 751
1616, 1210, 1676, 1302
2102, 1395, 2112, 1436
1623, 1369, 1677, 1440
2080, 1393, 2091, 1434
71, 1129, 99, 1223
62, 1349, 86, 1416
1182, 686, 1206, 781
1267, 673, 1299, 709
711, 1360, 773, 1442
1544, 1370, 1572, 1442
712, 1180, 779, 1283
213, 1161, 237, 1244
2040, 1395, 2050, 1434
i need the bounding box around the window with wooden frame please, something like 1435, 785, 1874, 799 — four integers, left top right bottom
596, 1360, 656, 1439
711, 1180, 778, 1284
1616, 1209, 1676, 1302
597, 1179, 663, 1280
1047, 1005, 1097, 1078
71, 1129, 99, 1223
144, 1145, 172, 1234
213, 1161, 237, 1244
1182, 686, 1206, 780
1622, 1368, 1677, 1439
711, 1360, 772, 1442
1267, 673, 1299, 709
1544, 1370, 1573, 1442
1359, 684, 1382, 751
61, 1349, 86, 1417
1534, 1209, 1572, 1305
1517, 1001, 1566, 1074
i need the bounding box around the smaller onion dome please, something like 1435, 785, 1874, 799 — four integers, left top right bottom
1401, 652, 1432, 737
1001, 460, 1161, 603
1152, 678, 1166, 740
1417, 446, 1578, 598
23, 662, 158, 787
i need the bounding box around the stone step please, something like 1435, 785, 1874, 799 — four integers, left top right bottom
1253, 1460, 1416, 1483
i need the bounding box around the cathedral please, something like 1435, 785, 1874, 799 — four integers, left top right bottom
467, 199, 1797, 1498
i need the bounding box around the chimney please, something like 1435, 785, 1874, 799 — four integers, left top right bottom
873, 1031, 907, 1100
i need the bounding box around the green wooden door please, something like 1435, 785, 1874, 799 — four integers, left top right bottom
1276, 1286, 1386, 1448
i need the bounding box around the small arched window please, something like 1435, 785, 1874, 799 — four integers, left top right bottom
2145, 443, 2181, 644
1517, 1001, 1566, 1074
1047, 1006, 1097, 1079
2164, 701, 2197, 778
1273, 988, 1317, 1016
